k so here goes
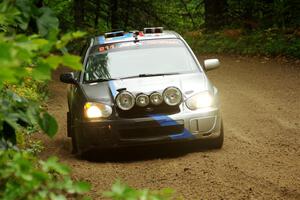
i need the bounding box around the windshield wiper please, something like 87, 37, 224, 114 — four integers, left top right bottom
85, 78, 115, 83
119, 72, 179, 80
86, 73, 180, 83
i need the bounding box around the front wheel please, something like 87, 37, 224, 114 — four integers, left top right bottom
67, 112, 78, 153
71, 133, 78, 154
67, 112, 72, 137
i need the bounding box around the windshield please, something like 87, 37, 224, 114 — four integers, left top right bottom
84, 39, 199, 82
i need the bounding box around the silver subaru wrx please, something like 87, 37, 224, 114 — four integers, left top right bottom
60, 27, 224, 155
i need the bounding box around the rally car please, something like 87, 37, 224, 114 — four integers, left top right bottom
60, 27, 223, 155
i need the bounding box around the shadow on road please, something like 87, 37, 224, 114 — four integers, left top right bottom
79, 141, 217, 163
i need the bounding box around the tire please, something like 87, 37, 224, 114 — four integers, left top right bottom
67, 112, 78, 153
209, 120, 224, 149
71, 132, 78, 154
67, 112, 72, 137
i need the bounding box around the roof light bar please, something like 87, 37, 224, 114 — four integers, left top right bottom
105, 31, 124, 38
144, 27, 163, 34
129, 30, 140, 35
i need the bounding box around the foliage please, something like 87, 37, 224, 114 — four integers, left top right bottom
24, 139, 44, 155
45, 0, 205, 32
184, 29, 300, 58
44, 0, 300, 32
8, 79, 48, 102
0, 0, 85, 144
0, 1, 90, 197
0, 89, 57, 143
7, 78, 49, 151
103, 181, 177, 200
43, 0, 300, 58
226, 0, 300, 29
0, 149, 91, 200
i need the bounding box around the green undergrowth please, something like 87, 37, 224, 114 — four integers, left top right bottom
8, 79, 48, 103
103, 181, 177, 200
0, 149, 91, 200
6, 79, 48, 151
184, 29, 300, 58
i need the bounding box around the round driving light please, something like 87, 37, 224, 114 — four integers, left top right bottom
150, 92, 163, 105
136, 94, 150, 107
116, 91, 135, 110
163, 87, 182, 106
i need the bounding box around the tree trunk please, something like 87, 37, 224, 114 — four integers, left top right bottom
110, 0, 120, 30
204, 0, 228, 30
28, 0, 44, 33
74, 0, 85, 29
124, 0, 130, 29
94, 1, 100, 28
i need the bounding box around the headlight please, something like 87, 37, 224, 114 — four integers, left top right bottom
149, 92, 163, 105
115, 91, 135, 110
163, 87, 182, 106
136, 93, 150, 107
84, 102, 112, 118
186, 91, 213, 110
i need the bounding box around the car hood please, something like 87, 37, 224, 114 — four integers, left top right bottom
81, 73, 212, 105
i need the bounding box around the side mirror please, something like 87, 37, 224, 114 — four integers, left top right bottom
204, 59, 220, 71
60, 72, 77, 84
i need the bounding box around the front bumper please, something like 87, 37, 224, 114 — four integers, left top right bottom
74, 107, 222, 153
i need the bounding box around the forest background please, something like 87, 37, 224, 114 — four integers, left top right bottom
0, 0, 299, 199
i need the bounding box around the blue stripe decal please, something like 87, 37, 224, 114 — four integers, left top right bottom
169, 128, 194, 140
149, 114, 194, 140
98, 36, 105, 44
108, 81, 117, 97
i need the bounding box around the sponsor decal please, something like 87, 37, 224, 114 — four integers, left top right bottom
99, 44, 116, 52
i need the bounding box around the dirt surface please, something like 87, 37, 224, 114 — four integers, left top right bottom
40, 55, 300, 200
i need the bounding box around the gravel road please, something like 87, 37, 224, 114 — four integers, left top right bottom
40, 55, 300, 200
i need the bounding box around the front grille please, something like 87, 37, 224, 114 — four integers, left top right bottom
116, 103, 180, 118
119, 124, 184, 139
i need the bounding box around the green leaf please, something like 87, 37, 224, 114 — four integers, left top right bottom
32, 171, 48, 182
111, 180, 126, 195
38, 112, 58, 138
15, 0, 32, 30
32, 62, 52, 81
0, 0, 20, 26
56, 31, 86, 49
61, 54, 82, 70
0, 42, 12, 60
30, 38, 49, 50
74, 182, 91, 193
50, 193, 67, 200
71, 31, 86, 38
44, 55, 62, 69
36, 7, 59, 37
42, 157, 70, 175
